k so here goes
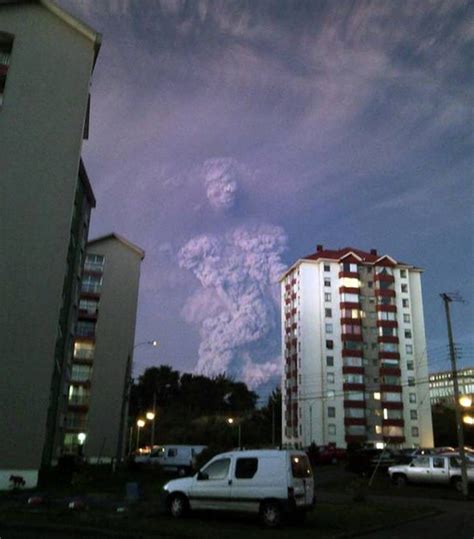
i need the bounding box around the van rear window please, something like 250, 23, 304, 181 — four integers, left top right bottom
291, 455, 312, 478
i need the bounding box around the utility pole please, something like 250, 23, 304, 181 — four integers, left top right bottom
271, 400, 275, 446
440, 292, 469, 497
151, 391, 157, 448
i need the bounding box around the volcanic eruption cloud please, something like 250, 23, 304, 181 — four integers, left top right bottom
178, 224, 288, 389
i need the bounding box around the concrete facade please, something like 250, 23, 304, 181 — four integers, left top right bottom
0, 1, 100, 489
65, 235, 144, 463
281, 246, 434, 450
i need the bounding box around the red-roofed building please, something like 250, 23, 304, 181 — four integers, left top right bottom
280, 245, 433, 449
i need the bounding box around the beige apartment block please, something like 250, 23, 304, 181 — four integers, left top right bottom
0, 1, 100, 489
65, 234, 145, 463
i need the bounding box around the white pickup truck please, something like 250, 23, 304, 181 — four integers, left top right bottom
388, 453, 474, 491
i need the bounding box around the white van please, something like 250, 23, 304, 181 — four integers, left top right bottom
162, 449, 314, 527
136, 445, 207, 475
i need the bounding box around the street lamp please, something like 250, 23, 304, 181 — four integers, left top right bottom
136, 418, 146, 451
227, 417, 241, 449
460, 396, 472, 408
116, 339, 159, 463
463, 415, 474, 426
146, 410, 156, 449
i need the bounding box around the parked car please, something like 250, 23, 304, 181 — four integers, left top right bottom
135, 445, 207, 475
162, 449, 315, 527
308, 444, 346, 465
346, 448, 397, 474
388, 453, 474, 491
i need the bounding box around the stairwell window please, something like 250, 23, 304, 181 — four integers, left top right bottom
0, 33, 14, 106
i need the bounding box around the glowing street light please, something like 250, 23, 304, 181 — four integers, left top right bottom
463, 415, 474, 426
136, 418, 146, 451
460, 396, 472, 408
146, 410, 156, 449
227, 417, 241, 449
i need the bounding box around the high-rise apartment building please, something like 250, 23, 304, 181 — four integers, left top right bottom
0, 2, 100, 489
281, 245, 434, 449
430, 368, 474, 407
65, 234, 145, 463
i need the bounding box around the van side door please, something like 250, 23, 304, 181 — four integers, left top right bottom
189, 457, 232, 510
430, 456, 449, 484
230, 457, 260, 512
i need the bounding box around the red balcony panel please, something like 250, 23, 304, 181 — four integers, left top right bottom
339, 286, 360, 294
383, 436, 405, 444
291, 308, 297, 315
72, 357, 93, 366
374, 273, 395, 283
340, 317, 362, 325
291, 353, 298, 361
342, 349, 363, 358
292, 322, 297, 329
379, 367, 401, 377
291, 278, 297, 285
338, 271, 359, 279
382, 419, 404, 427
341, 333, 363, 342
343, 383, 365, 392
67, 404, 89, 412
378, 336, 399, 344
285, 284, 291, 291
343, 400, 365, 408
344, 418, 366, 426
285, 313, 291, 320
376, 320, 398, 328
291, 293, 297, 300
375, 289, 396, 298
292, 402, 298, 411
285, 298, 291, 305
345, 435, 367, 443
342, 366, 365, 375
340, 302, 361, 310
380, 384, 402, 393
381, 402, 403, 410
376, 304, 397, 313
378, 352, 400, 360
82, 269, 103, 278
78, 311, 98, 321
292, 338, 297, 346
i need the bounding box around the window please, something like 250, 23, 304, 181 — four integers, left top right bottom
291, 455, 312, 478
325, 323, 333, 334
379, 342, 398, 353
79, 298, 99, 314
324, 264, 330, 272
73, 341, 95, 360
341, 262, 358, 273
0, 33, 13, 106
168, 448, 177, 457
409, 393, 417, 403
81, 274, 102, 294
327, 372, 335, 384
382, 375, 400, 385
200, 458, 231, 480
383, 392, 402, 402
84, 254, 105, 272
328, 406, 336, 418
375, 425, 382, 434
383, 408, 403, 419
341, 308, 361, 319
400, 269, 407, 278
325, 308, 332, 318
343, 340, 363, 351
324, 293, 332, 302
76, 321, 95, 338
406, 344, 413, 354
345, 408, 364, 418
374, 392, 381, 400
379, 327, 397, 337
340, 277, 360, 288
343, 356, 362, 367
367, 281, 373, 288
326, 356, 334, 367
71, 364, 92, 382
408, 377, 415, 386
324, 278, 331, 287
378, 311, 396, 321
402, 299, 409, 308
345, 391, 364, 401
235, 458, 258, 479
410, 409, 418, 420
433, 457, 445, 469
404, 330, 412, 339
403, 313, 411, 323
407, 361, 414, 371
401, 284, 408, 293
327, 390, 335, 399
328, 424, 336, 435
411, 426, 419, 437
326, 340, 334, 350
340, 293, 359, 303
344, 374, 363, 384
342, 324, 361, 335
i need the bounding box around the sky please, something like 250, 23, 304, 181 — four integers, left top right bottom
60, 0, 473, 398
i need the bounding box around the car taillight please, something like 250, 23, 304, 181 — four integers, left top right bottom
288, 487, 295, 499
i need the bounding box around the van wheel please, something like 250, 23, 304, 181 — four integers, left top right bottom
452, 477, 462, 493
261, 501, 282, 528
168, 493, 188, 518
393, 474, 407, 487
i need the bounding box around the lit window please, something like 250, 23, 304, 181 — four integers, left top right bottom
409, 393, 417, 403
340, 277, 360, 288
0, 33, 14, 106
327, 390, 335, 399
374, 392, 381, 400
375, 425, 382, 434
406, 344, 413, 354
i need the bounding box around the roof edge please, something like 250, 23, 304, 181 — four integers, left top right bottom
78, 158, 96, 208
87, 233, 145, 260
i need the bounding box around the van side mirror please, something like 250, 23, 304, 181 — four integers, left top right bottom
197, 471, 208, 481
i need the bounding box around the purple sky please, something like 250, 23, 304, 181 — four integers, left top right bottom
60, 0, 473, 397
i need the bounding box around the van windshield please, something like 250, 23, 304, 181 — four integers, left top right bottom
291, 455, 312, 478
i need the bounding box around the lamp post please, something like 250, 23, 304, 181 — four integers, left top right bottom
116, 340, 158, 463
136, 419, 145, 451
227, 417, 241, 449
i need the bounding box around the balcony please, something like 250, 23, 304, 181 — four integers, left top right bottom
81, 283, 101, 295
374, 273, 394, 284
375, 288, 396, 298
